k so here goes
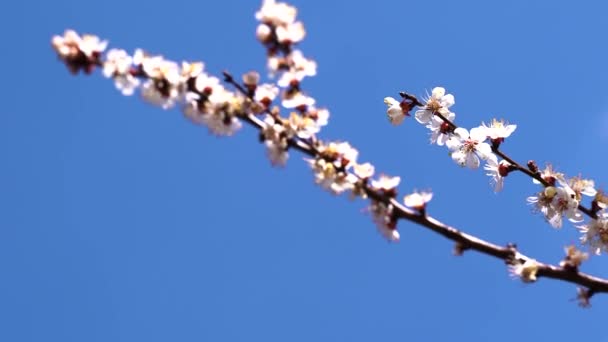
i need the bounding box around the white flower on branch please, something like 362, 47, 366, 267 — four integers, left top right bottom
527, 185, 582, 229
306, 142, 360, 195
262, 116, 289, 166
353, 162, 375, 180
481, 119, 517, 141
102, 49, 140, 96
282, 91, 315, 109
256, 0, 298, 26
577, 212, 608, 255
427, 111, 455, 146
533, 164, 564, 186
568, 176, 597, 201
136, 53, 183, 109
484, 155, 511, 192
446, 127, 493, 169
415, 87, 455, 124
370, 175, 401, 195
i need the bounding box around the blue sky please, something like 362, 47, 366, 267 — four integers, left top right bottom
3, 0, 608, 341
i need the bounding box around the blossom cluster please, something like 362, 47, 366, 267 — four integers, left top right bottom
254, 0, 330, 165
51, 1, 435, 243
384, 87, 608, 262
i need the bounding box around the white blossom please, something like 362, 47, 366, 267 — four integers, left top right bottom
403, 191, 433, 210
383, 97, 407, 125
415, 87, 455, 124
527, 185, 582, 229
277, 50, 317, 87
353, 162, 375, 179
481, 119, 517, 140
447, 127, 493, 169
484, 155, 510, 192
256, 0, 298, 26
103, 49, 140, 95
262, 116, 289, 166
276, 21, 306, 44
427, 111, 455, 146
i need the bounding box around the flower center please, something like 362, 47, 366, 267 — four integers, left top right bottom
463, 139, 477, 153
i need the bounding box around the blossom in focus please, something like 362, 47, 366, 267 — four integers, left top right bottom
446, 127, 493, 169
484, 155, 511, 192
481, 119, 517, 141
527, 185, 582, 228
276, 21, 306, 44
414, 87, 455, 124
427, 111, 455, 146
568, 176, 597, 201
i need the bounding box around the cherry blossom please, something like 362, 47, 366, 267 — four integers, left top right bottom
427, 111, 455, 146
481, 119, 517, 141
484, 156, 511, 192
527, 185, 582, 229
447, 127, 493, 169
102, 49, 140, 95
577, 212, 608, 255
415, 87, 455, 124
383, 97, 409, 125
403, 191, 433, 211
